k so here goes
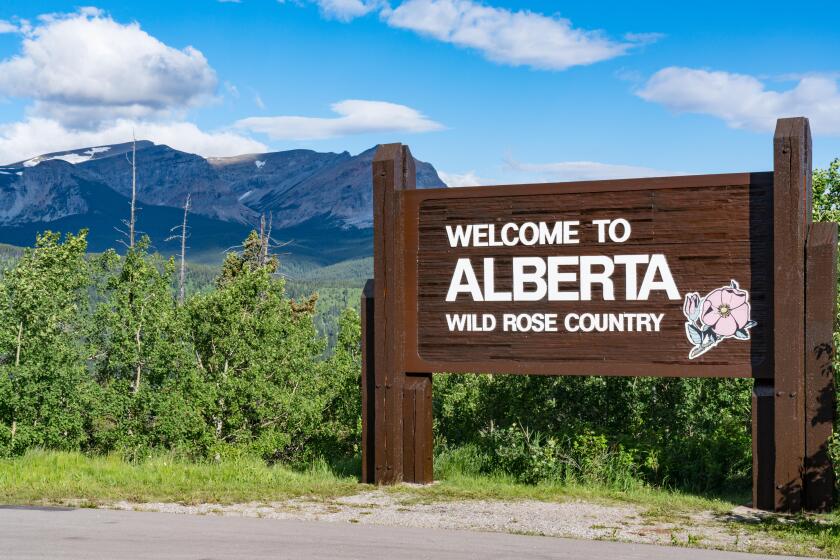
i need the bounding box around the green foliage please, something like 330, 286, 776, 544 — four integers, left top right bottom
433, 374, 750, 492
0, 227, 361, 467
813, 158, 840, 223
188, 247, 328, 463
0, 231, 94, 456
320, 308, 363, 457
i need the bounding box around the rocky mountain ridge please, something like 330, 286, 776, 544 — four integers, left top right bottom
2, 141, 446, 230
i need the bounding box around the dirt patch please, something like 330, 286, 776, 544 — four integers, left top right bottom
104, 490, 813, 556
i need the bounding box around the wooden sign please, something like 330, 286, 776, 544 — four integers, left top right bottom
360, 117, 837, 514
410, 173, 771, 377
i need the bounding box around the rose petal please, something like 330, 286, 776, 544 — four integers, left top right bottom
701, 300, 721, 327
706, 289, 723, 307
714, 315, 738, 336
724, 289, 747, 308
730, 302, 750, 329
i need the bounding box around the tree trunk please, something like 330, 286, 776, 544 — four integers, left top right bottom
14, 321, 22, 366
129, 136, 137, 249
178, 194, 191, 304
262, 212, 272, 266
133, 326, 142, 394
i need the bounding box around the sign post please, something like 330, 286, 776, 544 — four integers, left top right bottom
362, 117, 836, 511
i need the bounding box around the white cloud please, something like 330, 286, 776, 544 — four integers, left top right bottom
438, 170, 484, 187
0, 9, 271, 164
0, 9, 217, 127
381, 0, 653, 70
506, 158, 680, 182
0, 20, 18, 34
278, 0, 381, 22
0, 118, 267, 165
235, 99, 444, 140
637, 67, 840, 135
314, 0, 382, 21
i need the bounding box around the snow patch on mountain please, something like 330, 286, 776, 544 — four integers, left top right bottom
22, 146, 113, 167
84, 146, 111, 156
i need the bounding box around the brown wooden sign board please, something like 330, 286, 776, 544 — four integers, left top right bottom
361, 117, 837, 513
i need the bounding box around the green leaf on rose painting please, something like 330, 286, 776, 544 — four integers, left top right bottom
734, 328, 750, 340
685, 323, 702, 345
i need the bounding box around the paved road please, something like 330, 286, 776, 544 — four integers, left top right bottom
0, 506, 810, 560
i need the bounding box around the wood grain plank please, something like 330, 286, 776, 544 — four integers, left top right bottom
360, 280, 375, 484
412, 178, 773, 376
771, 116, 811, 511
804, 222, 837, 511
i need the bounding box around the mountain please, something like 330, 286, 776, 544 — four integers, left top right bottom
0, 142, 446, 265
208, 146, 444, 228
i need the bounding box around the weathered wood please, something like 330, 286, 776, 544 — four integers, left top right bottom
421, 374, 434, 481
372, 143, 415, 483
404, 173, 773, 377
804, 222, 837, 510
403, 374, 433, 484
360, 279, 376, 484
402, 376, 416, 482
771, 117, 812, 511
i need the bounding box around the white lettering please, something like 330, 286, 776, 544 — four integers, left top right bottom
512, 257, 547, 301
446, 258, 484, 302
638, 254, 680, 300
580, 256, 615, 301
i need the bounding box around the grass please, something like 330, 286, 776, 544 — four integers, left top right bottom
2, 450, 840, 557
0, 449, 737, 512
0, 450, 361, 506
732, 512, 840, 558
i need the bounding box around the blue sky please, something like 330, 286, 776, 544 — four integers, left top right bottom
0, 1, 837, 185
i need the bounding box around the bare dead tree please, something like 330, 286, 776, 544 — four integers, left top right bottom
261, 212, 273, 267
128, 135, 137, 248
117, 134, 140, 248
258, 213, 266, 266
220, 213, 290, 277
167, 194, 192, 305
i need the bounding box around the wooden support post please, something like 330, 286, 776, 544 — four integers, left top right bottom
804, 222, 837, 511
755, 117, 812, 512
371, 143, 433, 484
361, 279, 376, 484
402, 373, 434, 484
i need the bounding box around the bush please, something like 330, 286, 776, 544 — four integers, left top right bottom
0, 229, 362, 468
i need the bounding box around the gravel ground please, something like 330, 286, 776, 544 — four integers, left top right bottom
105, 490, 806, 556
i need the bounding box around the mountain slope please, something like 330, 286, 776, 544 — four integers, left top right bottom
0, 142, 446, 264
235, 146, 443, 228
